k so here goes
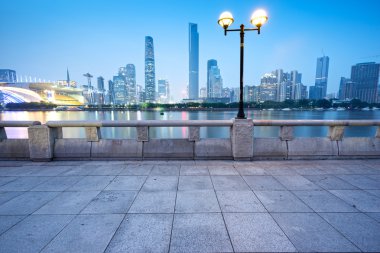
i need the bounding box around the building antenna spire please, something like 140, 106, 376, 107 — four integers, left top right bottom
66, 67, 70, 87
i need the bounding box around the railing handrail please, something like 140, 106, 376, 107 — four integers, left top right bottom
252, 120, 380, 126
0, 121, 41, 127
46, 120, 234, 127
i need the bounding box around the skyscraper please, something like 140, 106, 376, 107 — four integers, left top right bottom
145, 36, 156, 102
207, 59, 218, 98
126, 64, 137, 104
113, 75, 126, 104
310, 56, 329, 99
157, 79, 169, 103
208, 65, 223, 98
189, 23, 199, 99
351, 62, 380, 103
97, 76, 104, 91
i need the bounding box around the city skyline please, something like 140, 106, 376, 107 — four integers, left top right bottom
1, 0, 380, 100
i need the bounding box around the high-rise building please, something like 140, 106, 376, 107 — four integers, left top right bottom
259, 73, 277, 102
207, 59, 218, 98
310, 56, 329, 99
126, 64, 137, 104
113, 76, 126, 104
338, 77, 355, 100
291, 70, 302, 100
351, 62, 380, 103
106, 80, 114, 104
189, 23, 199, 100
97, 76, 104, 91
208, 64, 223, 98
199, 87, 207, 98
157, 79, 169, 103
0, 69, 17, 83
145, 36, 156, 102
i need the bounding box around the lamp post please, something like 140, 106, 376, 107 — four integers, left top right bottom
218, 9, 268, 119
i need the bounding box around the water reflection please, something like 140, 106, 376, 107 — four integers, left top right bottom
1, 110, 379, 139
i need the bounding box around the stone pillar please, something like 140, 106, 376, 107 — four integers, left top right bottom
85, 127, 101, 142
28, 125, 57, 161
137, 126, 149, 142
328, 126, 345, 141
188, 127, 200, 141
0, 127, 7, 141
280, 126, 294, 141
231, 118, 253, 160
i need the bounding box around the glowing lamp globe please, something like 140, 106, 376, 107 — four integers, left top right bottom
218, 11, 234, 29
250, 9, 268, 27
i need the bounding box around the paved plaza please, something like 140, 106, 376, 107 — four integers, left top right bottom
0, 159, 380, 252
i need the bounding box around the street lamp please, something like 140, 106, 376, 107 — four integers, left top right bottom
218, 9, 268, 119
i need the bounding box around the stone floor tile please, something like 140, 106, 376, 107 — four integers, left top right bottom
235, 166, 268, 175
216, 190, 266, 212
81, 190, 137, 214
105, 214, 172, 253
336, 174, 380, 189
292, 166, 327, 175
0, 176, 50, 191
366, 189, 380, 197
129, 191, 176, 213
0, 215, 25, 235
59, 166, 94, 176
208, 166, 239, 175
211, 175, 250, 190
329, 190, 380, 212
265, 166, 299, 175
105, 176, 146, 191
41, 214, 123, 253
318, 165, 354, 174
304, 174, 358, 190
151, 165, 180, 176
0, 214, 74, 253
366, 212, 380, 222
31, 176, 83, 191
274, 175, 321, 190
170, 213, 233, 253
243, 175, 287, 190
272, 213, 360, 252
67, 176, 115, 191
0, 161, 27, 167
367, 174, 380, 182
180, 166, 209, 176
0, 192, 60, 215
0, 176, 18, 186
119, 165, 153, 175
320, 212, 380, 252
224, 213, 296, 252
141, 176, 178, 192
255, 190, 312, 212
26, 166, 72, 176
293, 190, 358, 212
178, 176, 213, 190
0, 191, 23, 205
175, 190, 220, 213
0, 166, 37, 176
35, 191, 100, 214
86, 165, 124, 175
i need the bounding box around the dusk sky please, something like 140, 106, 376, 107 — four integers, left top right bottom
1, 0, 380, 100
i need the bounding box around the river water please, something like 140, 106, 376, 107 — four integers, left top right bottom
1, 110, 379, 139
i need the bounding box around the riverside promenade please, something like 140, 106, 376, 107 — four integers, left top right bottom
0, 159, 380, 252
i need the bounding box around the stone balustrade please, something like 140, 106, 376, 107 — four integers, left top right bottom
0, 119, 379, 161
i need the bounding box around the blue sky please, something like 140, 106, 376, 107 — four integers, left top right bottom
1, 0, 380, 100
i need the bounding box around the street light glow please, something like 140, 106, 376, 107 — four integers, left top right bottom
218, 11, 234, 29
250, 9, 268, 27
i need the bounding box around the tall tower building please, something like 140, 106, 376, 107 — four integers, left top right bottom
189, 23, 199, 99
208, 65, 223, 98
351, 62, 380, 103
310, 56, 329, 99
97, 76, 104, 91
157, 79, 170, 103
207, 59, 218, 98
126, 64, 137, 104
113, 75, 126, 104
145, 36, 156, 102
66, 68, 70, 87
